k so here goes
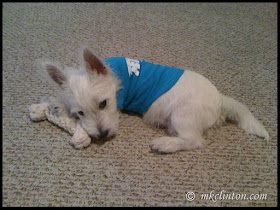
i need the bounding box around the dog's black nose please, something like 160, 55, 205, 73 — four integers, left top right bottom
98, 130, 109, 139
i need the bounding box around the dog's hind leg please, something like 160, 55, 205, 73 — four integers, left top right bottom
150, 106, 204, 154
150, 134, 203, 154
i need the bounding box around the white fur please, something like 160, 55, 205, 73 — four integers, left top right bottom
145, 70, 222, 153
60, 67, 120, 139
145, 70, 269, 153
40, 47, 269, 153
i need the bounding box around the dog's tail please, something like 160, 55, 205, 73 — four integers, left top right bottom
221, 95, 269, 141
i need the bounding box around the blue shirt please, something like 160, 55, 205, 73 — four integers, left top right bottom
105, 57, 184, 114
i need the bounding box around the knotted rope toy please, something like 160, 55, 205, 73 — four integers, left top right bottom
29, 96, 91, 149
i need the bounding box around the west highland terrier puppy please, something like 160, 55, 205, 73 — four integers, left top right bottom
41, 47, 269, 153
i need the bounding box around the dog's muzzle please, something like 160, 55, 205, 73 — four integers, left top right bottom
97, 129, 109, 139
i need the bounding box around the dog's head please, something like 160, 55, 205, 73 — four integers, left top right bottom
42, 48, 120, 140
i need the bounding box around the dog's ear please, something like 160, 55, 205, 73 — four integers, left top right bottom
43, 62, 67, 87
83, 48, 107, 75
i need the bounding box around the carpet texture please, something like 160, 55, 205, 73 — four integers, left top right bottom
3, 3, 277, 207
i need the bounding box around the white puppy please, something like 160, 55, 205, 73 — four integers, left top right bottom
41, 47, 269, 153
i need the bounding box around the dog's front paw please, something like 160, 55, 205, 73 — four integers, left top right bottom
150, 137, 184, 154
70, 123, 91, 149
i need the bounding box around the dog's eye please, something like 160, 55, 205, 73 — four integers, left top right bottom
99, 100, 107, 109
78, 111, 84, 116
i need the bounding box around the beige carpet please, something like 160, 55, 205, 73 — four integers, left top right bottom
3, 3, 277, 207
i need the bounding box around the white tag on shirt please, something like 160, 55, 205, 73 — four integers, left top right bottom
126, 58, 140, 77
